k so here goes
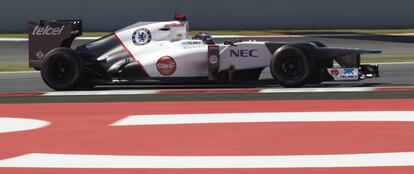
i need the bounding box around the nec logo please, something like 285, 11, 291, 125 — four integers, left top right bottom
230, 49, 258, 58
32, 25, 65, 36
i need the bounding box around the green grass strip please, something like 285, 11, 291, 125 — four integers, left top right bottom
0, 64, 32, 72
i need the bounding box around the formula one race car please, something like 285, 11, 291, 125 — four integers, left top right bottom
28, 14, 381, 90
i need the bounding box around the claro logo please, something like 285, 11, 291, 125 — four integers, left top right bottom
32, 25, 65, 36
156, 56, 177, 76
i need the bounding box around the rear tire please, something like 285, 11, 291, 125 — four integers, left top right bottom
40, 48, 85, 91
270, 45, 315, 87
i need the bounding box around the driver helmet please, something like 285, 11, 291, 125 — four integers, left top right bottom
194, 32, 214, 44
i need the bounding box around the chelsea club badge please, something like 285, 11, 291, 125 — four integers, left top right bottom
132, 28, 152, 46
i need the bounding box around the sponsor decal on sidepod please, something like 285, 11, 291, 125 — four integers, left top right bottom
156, 56, 177, 76
230, 49, 258, 58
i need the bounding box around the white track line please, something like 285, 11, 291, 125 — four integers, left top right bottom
0, 38, 28, 42
111, 111, 414, 126
0, 71, 38, 74
1, 152, 414, 168
373, 61, 414, 65
40, 86, 414, 96
259, 87, 373, 93
0, 117, 49, 133
43, 90, 158, 96
43, 87, 371, 96
304, 34, 367, 37
386, 33, 414, 36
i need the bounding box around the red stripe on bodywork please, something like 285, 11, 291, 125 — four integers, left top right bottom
112, 32, 149, 77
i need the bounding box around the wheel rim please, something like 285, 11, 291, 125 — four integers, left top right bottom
277, 50, 305, 81
54, 59, 72, 80
45, 55, 77, 84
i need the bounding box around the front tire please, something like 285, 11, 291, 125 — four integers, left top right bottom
40, 48, 85, 91
270, 45, 315, 87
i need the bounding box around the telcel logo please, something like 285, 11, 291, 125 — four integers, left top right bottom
32, 25, 65, 36
230, 49, 258, 58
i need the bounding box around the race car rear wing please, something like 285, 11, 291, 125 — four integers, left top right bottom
28, 20, 82, 69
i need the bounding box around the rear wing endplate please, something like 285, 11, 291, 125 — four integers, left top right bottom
28, 20, 82, 69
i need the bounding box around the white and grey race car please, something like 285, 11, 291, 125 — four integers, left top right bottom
28, 14, 380, 91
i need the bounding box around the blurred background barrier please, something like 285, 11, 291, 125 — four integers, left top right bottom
0, 0, 414, 32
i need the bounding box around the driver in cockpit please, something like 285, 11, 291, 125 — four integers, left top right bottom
194, 32, 214, 45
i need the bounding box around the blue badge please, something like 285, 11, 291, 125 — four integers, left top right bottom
132, 28, 152, 46
344, 68, 354, 75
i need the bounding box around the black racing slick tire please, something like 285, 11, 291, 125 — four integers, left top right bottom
40, 47, 85, 91
270, 45, 315, 87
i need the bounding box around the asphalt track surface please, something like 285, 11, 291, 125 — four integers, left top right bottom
1, 99, 414, 174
